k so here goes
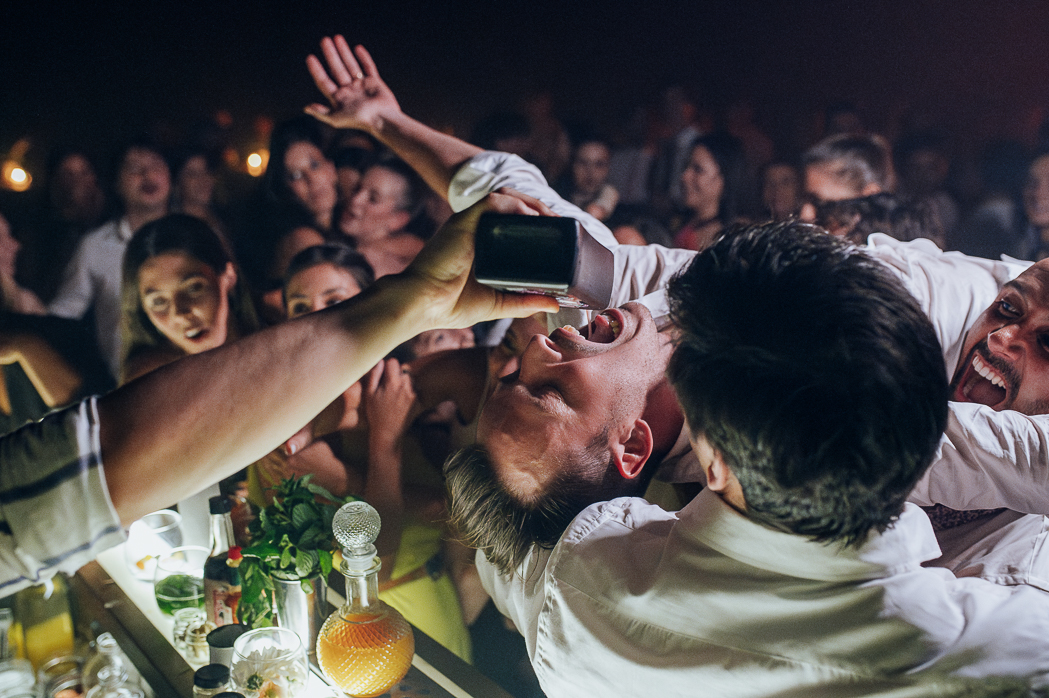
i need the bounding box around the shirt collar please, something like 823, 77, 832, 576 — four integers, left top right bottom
117, 218, 135, 242
678, 488, 942, 582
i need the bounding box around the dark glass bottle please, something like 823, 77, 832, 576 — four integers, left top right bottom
204, 497, 242, 626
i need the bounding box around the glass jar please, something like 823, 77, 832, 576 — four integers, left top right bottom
229, 628, 308, 698
14, 575, 74, 670
192, 664, 230, 697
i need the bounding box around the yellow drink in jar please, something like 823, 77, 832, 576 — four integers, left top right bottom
24, 612, 74, 669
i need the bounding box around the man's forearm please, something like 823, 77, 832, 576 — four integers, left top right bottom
97, 194, 558, 525
369, 108, 481, 199
98, 273, 430, 524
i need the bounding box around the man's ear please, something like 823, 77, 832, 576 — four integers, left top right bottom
704, 450, 735, 492
696, 436, 746, 510
220, 261, 238, 295
612, 419, 654, 480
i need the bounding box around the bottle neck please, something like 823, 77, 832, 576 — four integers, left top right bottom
341, 557, 382, 615
209, 513, 233, 557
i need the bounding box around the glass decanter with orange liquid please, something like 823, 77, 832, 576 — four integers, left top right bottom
317, 501, 414, 697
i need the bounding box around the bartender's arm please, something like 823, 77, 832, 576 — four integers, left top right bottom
96, 195, 557, 525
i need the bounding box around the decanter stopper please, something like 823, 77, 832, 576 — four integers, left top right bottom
333, 501, 380, 572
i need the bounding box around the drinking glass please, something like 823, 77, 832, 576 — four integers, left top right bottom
125, 509, 183, 581
230, 627, 309, 698
153, 546, 207, 615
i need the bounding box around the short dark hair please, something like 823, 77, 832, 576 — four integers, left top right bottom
813, 192, 944, 245
112, 135, 170, 183
471, 111, 530, 151
666, 220, 948, 546
445, 433, 646, 576
803, 133, 891, 194
690, 132, 746, 227
283, 242, 374, 302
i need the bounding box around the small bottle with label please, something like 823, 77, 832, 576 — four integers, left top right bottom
203, 497, 241, 627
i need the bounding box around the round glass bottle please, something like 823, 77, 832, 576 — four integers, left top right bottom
316, 502, 414, 697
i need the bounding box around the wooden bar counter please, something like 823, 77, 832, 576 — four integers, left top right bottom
73, 544, 513, 698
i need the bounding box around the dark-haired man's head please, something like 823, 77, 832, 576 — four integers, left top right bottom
447, 301, 682, 574
810, 192, 943, 245
113, 137, 171, 225
666, 221, 948, 545
471, 112, 531, 156
800, 134, 893, 222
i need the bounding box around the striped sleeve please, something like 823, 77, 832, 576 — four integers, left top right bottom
0, 397, 125, 595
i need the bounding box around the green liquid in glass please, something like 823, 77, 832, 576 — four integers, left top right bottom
155, 574, 204, 615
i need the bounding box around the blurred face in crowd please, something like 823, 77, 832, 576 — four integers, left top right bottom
950, 261, 1049, 415
118, 147, 171, 214
284, 261, 365, 428
681, 145, 723, 216
336, 165, 363, 205
177, 155, 216, 210
762, 163, 801, 220
572, 142, 611, 197
53, 153, 104, 221
800, 159, 879, 222
284, 141, 338, 227
0, 213, 19, 278
477, 304, 671, 499
284, 262, 364, 319
487, 313, 549, 381
1024, 154, 1049, 234
409, 328, 476, 360
903, 148, 950, 198
138, 251, 236, 355
612, 225, 648, 246
340, 165, 412, 242
259, 226, 327, 326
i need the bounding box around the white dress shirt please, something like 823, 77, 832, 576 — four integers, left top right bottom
479, 490, 1049, 697
49, 218, 135, 379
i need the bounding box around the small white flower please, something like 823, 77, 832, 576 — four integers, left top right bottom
231, 645, 308, 698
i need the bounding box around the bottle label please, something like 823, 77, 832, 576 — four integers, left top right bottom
203, 579, 242, 626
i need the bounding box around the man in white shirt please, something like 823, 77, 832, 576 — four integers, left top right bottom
303, 38, 1049, 584
476, 221, 1049, 696
49, 138, 171, 379
1, 192, 557, 595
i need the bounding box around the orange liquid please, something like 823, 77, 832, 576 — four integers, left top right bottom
317, 606, 414, 698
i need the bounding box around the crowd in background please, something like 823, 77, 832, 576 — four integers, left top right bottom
6, 79, 1049, 698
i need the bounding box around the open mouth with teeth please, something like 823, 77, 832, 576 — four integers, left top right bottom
184, 327, 208, 341
953, 347, 1012, 408
557, 310, 623, 344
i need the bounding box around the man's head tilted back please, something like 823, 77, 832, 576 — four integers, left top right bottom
667, 221, 949, 544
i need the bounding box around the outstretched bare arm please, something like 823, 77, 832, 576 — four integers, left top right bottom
97, 194, 557, 524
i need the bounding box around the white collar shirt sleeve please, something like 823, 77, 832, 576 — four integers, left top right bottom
480, 491, 1049, 696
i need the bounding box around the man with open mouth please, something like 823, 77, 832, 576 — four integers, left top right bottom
306, 37, 1049, 590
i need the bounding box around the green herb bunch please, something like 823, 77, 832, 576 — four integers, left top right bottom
237, 475, 358, 628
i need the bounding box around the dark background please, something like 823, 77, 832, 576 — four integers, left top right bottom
5, 0, 1049, 173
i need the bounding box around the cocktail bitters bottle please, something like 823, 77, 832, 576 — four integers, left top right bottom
317, 502, 414, 697
204, 496, 241, 626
